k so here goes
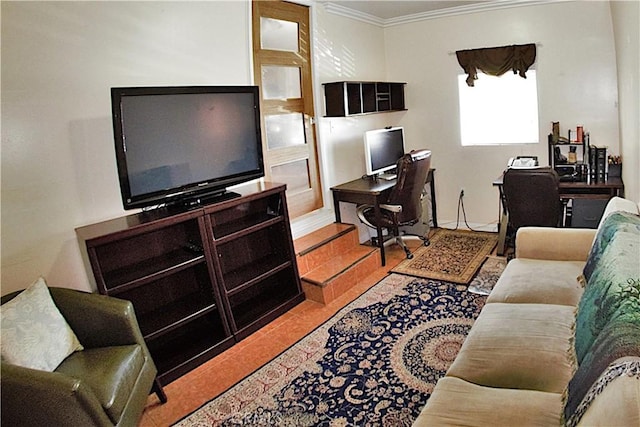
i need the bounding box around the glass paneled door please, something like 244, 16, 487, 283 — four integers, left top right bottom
252, 1, 323, 219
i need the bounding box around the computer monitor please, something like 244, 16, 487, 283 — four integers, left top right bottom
364, 127, 405, 179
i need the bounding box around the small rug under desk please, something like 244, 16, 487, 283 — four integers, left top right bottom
173, 274, 489, 426
392, 228, 499, 285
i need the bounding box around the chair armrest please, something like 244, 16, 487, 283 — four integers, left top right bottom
1, 362, 111, 427
515, 227, 596, 261
49, 288, 147, 350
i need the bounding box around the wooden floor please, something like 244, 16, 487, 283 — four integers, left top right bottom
139, 238, 426, 426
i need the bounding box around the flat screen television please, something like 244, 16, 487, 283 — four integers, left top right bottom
364, 126, 405, 179
111, 86, 265, 210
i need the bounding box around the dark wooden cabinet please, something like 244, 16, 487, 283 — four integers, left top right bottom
323, 81, 406, 117
76, 182, 304, 385
204, 187, 304, 340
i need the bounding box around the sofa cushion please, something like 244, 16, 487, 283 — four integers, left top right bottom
487, 258, 584, 306
1, 278, 84, 372
446, 303, 575, 393
515, 227, 596, 262
575, 225, 640, 362
413, 376, 563, 427
56, 344, 145, 424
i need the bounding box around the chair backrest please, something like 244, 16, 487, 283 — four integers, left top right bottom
387, 149, 432, 225
503, 166, 563, 229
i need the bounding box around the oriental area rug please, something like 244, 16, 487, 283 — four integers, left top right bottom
174, 274, 488, 427
392, 228, 499, 284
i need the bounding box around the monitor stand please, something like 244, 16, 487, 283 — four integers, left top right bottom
378, 173, 397, 181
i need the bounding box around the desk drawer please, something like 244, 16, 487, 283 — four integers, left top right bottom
570, 199, 608, 228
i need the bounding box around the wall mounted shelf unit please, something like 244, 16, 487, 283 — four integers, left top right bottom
323, 81, 406, 117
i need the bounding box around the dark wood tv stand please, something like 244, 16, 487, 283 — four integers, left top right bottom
76, 182, 304, 386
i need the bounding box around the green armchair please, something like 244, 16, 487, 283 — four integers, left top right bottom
1, 287, 166, 426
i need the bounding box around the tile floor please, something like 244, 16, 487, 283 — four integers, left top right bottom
139, 238, 425, 427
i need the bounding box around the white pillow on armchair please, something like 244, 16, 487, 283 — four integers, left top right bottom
1, 277, 83, 372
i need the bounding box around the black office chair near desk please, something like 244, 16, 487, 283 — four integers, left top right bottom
357, 150, 432, 259
502, 167, 564, 245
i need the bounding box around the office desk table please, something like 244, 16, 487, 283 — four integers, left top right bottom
493, 174, 624, 255
331, 169, 436, 266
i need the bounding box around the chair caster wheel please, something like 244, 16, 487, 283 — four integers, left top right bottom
406, 253, 414, 259
423, 239, 430, 247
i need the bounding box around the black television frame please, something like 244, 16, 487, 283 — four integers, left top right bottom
111, 85, 265, 210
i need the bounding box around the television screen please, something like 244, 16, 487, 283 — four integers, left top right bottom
364, 127, 405, 178
111, 86, 264, 210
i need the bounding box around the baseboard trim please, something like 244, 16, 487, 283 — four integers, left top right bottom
436, 221, 499, 233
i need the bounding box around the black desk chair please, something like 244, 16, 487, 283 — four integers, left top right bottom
502, 167, 564, 247
357, 150, 432, 259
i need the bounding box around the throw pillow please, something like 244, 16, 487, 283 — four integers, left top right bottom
1, 277, 83, 371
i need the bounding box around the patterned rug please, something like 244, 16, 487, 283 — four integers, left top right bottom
467, 255, 508, 295
392, 229, 498, 284
174, 274, 487, 426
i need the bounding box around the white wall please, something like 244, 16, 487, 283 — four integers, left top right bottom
610, 0, 640, 202
383, 1, 621, 229
1, 1, 252, 294
312, 6, 398, 239
313, 7, 393, 187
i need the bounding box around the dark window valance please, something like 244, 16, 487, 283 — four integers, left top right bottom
456, 43, 536, 87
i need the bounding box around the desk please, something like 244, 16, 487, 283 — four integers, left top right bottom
331, 169, 436, 266
493, 175, 624, 255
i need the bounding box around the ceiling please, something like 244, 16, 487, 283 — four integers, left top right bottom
327, 1, 489, 20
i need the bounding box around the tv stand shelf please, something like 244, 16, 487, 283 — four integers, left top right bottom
224, 257, 291, 294
76, 182, 304, 386
138, 293, 217, 340
102, 251, 206, 293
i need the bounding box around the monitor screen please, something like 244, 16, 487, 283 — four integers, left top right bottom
364, 127, 405, 177
111, 86, 264, 210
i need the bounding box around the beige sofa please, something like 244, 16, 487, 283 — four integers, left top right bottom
415, 197, 640, 426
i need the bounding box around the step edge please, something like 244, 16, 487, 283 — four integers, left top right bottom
296, 223, 357, 256
301, 246, 378, 287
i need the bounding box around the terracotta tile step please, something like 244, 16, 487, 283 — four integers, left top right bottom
293, 223, 356, 256
301, 246, 380, 304
302, 245, 377, 286
294, 223, 361, 277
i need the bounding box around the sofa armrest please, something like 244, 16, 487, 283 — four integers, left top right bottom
0, 362, 112, 427
515, 227, 596, 261
49, 288, 147, 350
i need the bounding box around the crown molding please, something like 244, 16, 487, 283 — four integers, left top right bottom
322, 1, 567, 28
322, 2, 386, 26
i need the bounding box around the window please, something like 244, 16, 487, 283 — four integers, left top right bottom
458, 70, 539, 146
